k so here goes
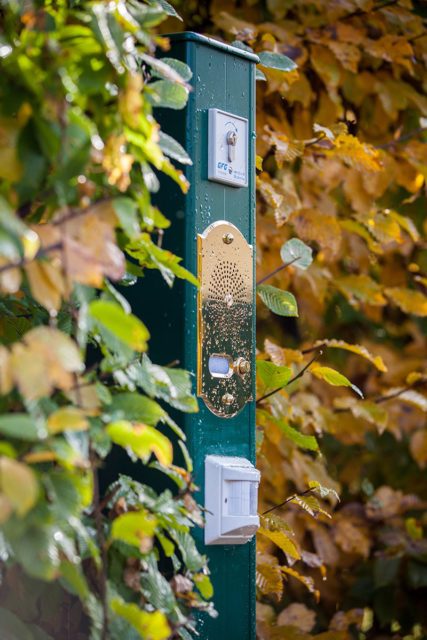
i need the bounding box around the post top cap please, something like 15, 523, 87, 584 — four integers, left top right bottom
165, 31, 260, 63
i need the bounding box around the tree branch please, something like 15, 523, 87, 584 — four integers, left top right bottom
90, 451, 109, 639
0, 242, 62, 275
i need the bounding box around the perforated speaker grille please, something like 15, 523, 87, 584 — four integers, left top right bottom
208, 260, 247, 305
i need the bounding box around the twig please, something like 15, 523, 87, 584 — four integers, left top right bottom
256, 352, 322, 404
304, 135, 325, 148
0, 242, 62, 275
262, 488, 315, 516
374, 382, 425, 404
256, 257, 300, 286
376, 127, 427, 150
335, 379, 426, 413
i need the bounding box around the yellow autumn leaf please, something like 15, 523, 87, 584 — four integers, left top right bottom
258, 527, 301, 559
281, 566, 319, 598
107, 420, 173, 466
0, 346, 12, 395
313, 339, 387, 372
385, 287, 427, 317
256, 562, 283, 599
47, 407, 89, 434
336, 274, 386, 307
110, 598, 171, 640
25, 259, 65, 313
10, 327, 83, 401
328, 133, 382, 172
0, 456, 38, 517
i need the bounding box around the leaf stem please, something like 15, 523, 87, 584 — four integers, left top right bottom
256, 352, 322, 404
256, 257, 300, 286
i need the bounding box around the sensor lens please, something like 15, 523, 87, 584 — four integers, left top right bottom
209, 354, 232, 378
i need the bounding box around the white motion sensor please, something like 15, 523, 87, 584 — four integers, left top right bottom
204, 455, 260, 545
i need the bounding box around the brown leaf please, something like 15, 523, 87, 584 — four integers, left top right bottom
410, 429, 427, 469
25, 260, 65, 313
333, 517, 371, 558
10, 327, 82, 400
290, 208, 342, 258
277, 603, 316, 632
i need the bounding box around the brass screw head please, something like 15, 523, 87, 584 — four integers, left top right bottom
238, 358, 251, 375
221, 393, 234, 406
222, 232, 234, 244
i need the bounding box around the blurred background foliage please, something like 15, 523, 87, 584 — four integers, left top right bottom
162, 1, 427, 639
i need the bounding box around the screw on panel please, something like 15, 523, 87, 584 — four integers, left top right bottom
235, 358, 250, 375
223, 233, 234, 244
221, 393, 234, 406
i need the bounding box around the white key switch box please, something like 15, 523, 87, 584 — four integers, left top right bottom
205, 455, 260, 545
208, 109, 249, 187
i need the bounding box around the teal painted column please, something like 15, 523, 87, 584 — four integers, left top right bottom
151, 33, 258, 639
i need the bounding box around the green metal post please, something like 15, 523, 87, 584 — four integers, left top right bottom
146, 33, 258, 639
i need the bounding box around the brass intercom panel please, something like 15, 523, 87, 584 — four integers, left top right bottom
197, 221, 253, 418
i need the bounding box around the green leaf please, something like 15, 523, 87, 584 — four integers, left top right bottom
8, 526, 60, 580
277, 420, 319, 451
149, 0, 182, 20
257, 284, 298, 317
149, 80, 189, 109
171, 531, 206, 572
133, 356, 199, 414
0, 414, 46, 441
110, 598, 171, 640
310, 364, 364, 398
89, 300, 150, 352
194, 573, 214, 599
158, 131, 192, 165
111, 510, 157, 547
107, 420, 173, 466
127, 234, 199, 287
159, 57, 192, 82
141, 556, 178, 613
143, 54, 191, 83
257, 360, 292, 390
258, 51, 297, 72
113, 197, 140, 239
109, 392, 185, 439
60, 559, 90, 599
280, 238, 313, 270
255, 68, 267, 81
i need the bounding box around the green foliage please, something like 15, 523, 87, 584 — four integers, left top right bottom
0, 1, 210, 638
257, 284, 298, 317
